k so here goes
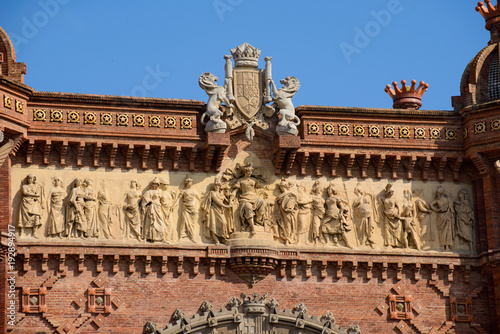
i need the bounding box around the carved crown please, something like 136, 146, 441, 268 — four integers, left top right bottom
230, 43, 261, 67
384, 80, 429, 110
476, 0, 500, 30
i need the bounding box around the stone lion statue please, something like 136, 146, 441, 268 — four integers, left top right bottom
198, 72, 233, 133
270, 76, 301, 136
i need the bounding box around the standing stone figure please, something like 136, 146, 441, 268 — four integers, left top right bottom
320, 183, 352, 248
454, 189, 475, 251
202, 177, 233, 245
231, 162, 268, 235
18, 174, 44, 238
400, 190, 421, 250
413, 189, 433, 243
83, 178, 99, 238
296, 183, 313, 244
179, 177, 201, 241
430, 186, 455, 250
159, 179, 176, 243
123, 180, 142, 241
274, 178, 298, 245
67, 178, 87, 238
310, 181, 325, 245
380, 184, 404, 248
142, 177, 166, 242
46, 177, 66, 238
352, 183, 378, 248
97, 181, 113, 239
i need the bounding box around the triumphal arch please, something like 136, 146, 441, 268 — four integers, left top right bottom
2, 2, 500, 333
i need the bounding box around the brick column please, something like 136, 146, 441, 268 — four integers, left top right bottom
0, 155, 11, 333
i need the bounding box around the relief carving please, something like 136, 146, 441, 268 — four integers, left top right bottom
14, 172, 476, 253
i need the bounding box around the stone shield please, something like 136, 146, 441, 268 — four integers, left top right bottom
233, 68, 263, 120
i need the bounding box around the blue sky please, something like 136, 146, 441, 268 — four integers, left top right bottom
0, 1, 488, 111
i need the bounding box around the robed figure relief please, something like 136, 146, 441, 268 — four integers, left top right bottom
47, 177, 66, 238
202, 177, 233, 245
142, 177, 166, 242
310, 181, 325, 245
83, 178, 99, 238
274, 178, 298, 245
67, 178, 88, 238
400, 190, 421, 250
18, 174, 44, 238
413, 189, 433, 245
296, 183, 313, 244
320, 183, 352, 248
352, 183, 378, 248
123, 180, 143, 241
179, 177, 201, 242
380, 184, 404, 248
454, 189, 475, 251
430, 186, 455, 250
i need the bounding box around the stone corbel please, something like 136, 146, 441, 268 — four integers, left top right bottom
435, 156, 448, 181
145, 255, 152, 274
452, 157, 462, 181
320, 261, 328, 278
313, 152, 324, 176
23, 253, 30, 272
359, 154, 370, 178
109, 143, 118, 168
345, 153, 355, 178
421, 156, 432, 180
192, 257, 200, 275
177, 256, 184, 275
112, 255, 120, 273
335, 261, 343, 279
290, 260, 297, 278
390, 155, 401, 179
366, 261, 373, 280
284, 150, 297, 175
93, 142, 102, 167
351, 261, 358, 279
161, 256, 168, 275
447, 264, 454, 282
406, 155, 417, 179
128, 255, 135, 273
26, 138, 35, 164
125, 144, 134, 169
141, 145, 150, 169
414, 263, 421, 281
188, 147, 197, 171
381, 262, 388, 280
279, 260, 286, 277
376, 154, 386, 179
171, 146, 181, 170
396, 262, 403, 280
300, 152, 309, 175
76, 142, 86, 167
96, 254, 103, 273
430, 263, 438, 281
209, 258, 216, 276
43, 140, 52, 165
60, 141, 68, 165
78, 254, 85, 272
305, 260, 312, 278
58, 254, 66, 276
327, 153, 340, 177
41, 253, 49, 272
220, 259, 226, 276
464, 265, 471, 283
157, 146, 166, 170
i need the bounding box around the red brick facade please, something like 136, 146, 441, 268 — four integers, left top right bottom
1, 5, 500, 333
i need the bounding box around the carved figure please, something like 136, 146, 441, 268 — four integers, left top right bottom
123, 180, 143, 240
142, 177, 166, 242
274, 178, 298, 245
179, 177, 201, 241
270, 76, 300, 135
320, 183, 352, 248
412, 189, 432, 243
46, 177, 66, 238
296, 183, 312, 243
18, 174, 44, 238
430, 186, 455, 250
67, 178, 87, 238
310, 181, 325, 245
83, 178, 99, 238
380, 184, 404, 248
202, 177, 233, 245
400, 190, 421, 250
97, 181, 114, 239
199, 72, 233, 133
231, 163, 268, 235
352, 183, 378, 248
159, 179, 176, 243
454, 189, 475, 251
